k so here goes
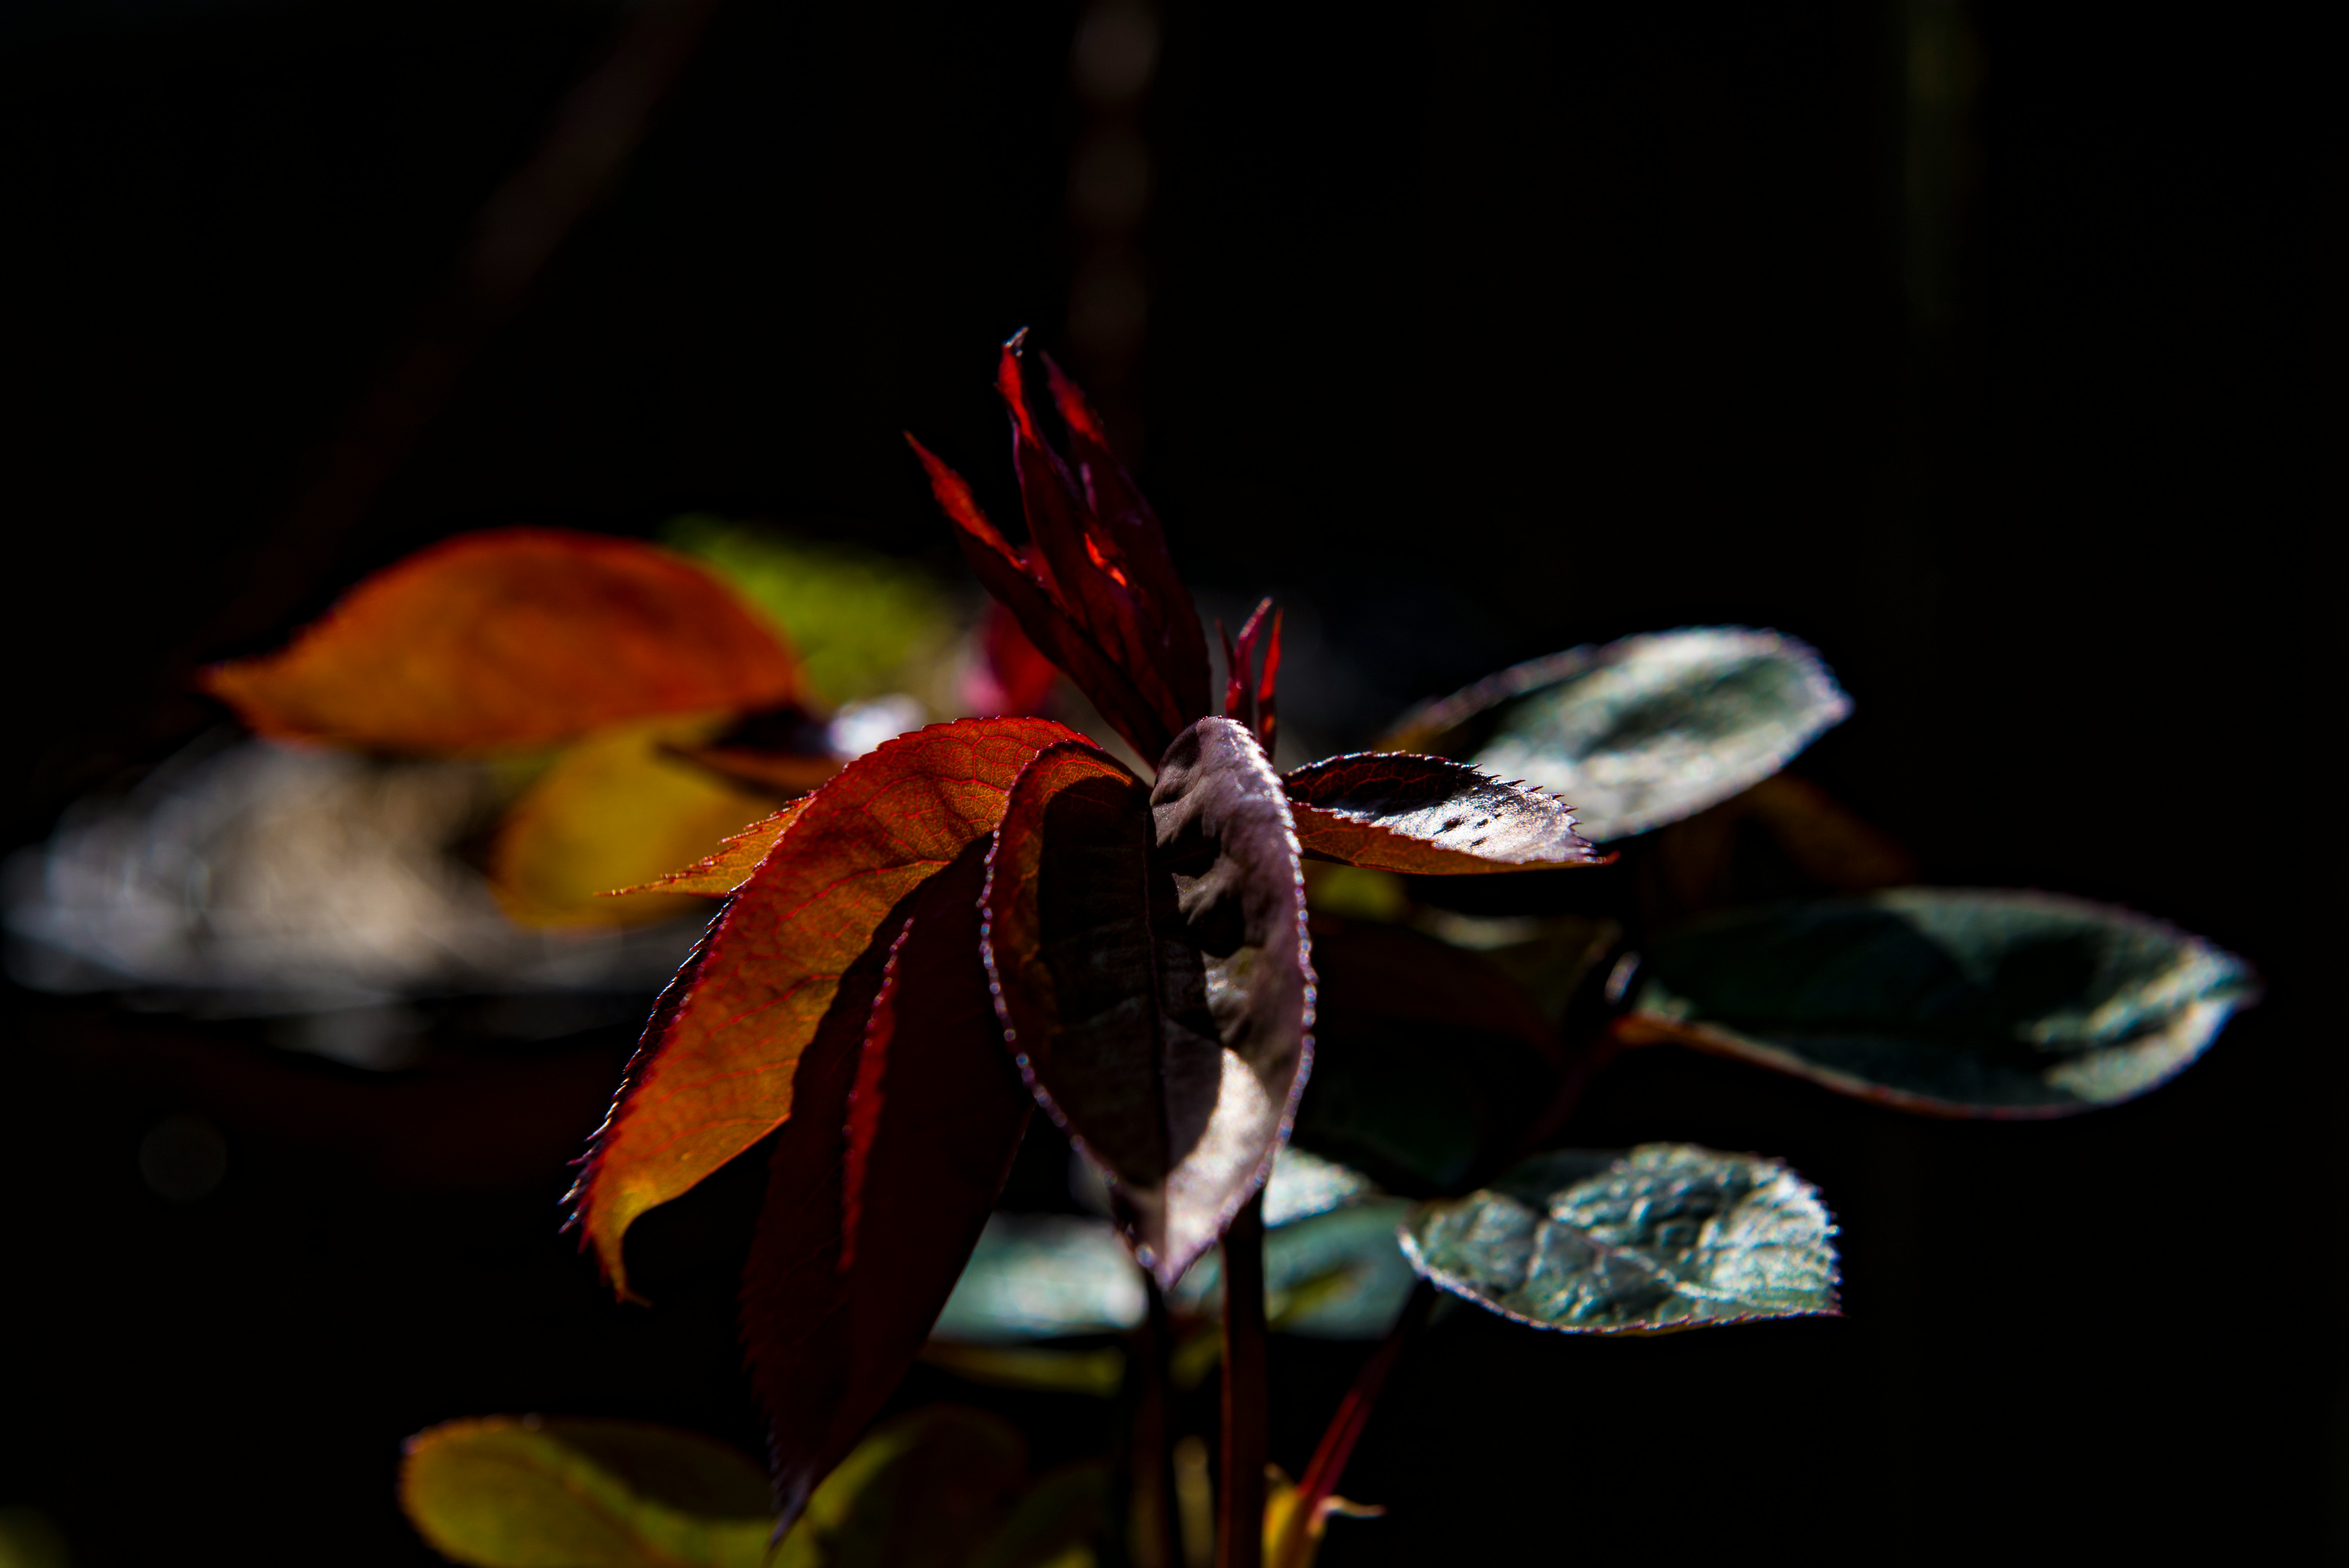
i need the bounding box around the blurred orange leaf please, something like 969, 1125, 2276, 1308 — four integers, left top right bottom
203, 528, 799, 754
567, 716, 1083, 1298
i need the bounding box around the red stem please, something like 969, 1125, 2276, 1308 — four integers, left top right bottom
1217, 1192, 1268, 1568
1268, 1281, 1437, 1568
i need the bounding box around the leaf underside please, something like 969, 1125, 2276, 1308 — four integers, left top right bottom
569, 716, 1082, 1297
1381, 627, 1851, 843
983, 718, 1314, 1287
1402, 1144, 1840, 1335
398, 1415, 774, 1568
740, 837, 1036, 1533
1281, 752, 1599, 874
204, 528, 800, 754
1620, 888, 2260, 1116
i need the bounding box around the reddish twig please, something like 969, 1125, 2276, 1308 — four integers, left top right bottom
1217, 1192, 1268, 1568
1267, 1281, 1436, 1568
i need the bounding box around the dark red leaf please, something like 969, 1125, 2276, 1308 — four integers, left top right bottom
1281, 752, 1601, 875
908, 434, 1173, 758
907, 336, 1213, 760
982, 719, 1314, 1287
1040, 353, 1210, 718
740, 838, 1033, 1529
567, 716, 1080, 1297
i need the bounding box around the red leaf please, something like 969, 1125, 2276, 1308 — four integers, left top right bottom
202, 529, 798, 754
906, 336, 1212, 759
1282, 752, 1602, 875
909, 435, 1174, 758
983, 720, 1314, 1286
965, 600, 1063, 717
567, 716, 1080, 1297
740, 838, 1033, 1529
603, 800, 808, 899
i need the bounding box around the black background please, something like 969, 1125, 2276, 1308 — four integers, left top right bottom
1, 2, 2337, 1563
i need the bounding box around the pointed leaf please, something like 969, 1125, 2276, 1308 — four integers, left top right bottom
1402, 1144, 1840, 1334
910, 434, 1176, 759
398, 1415, 774, 1568
1382, 627, 1851, 842
490, 723, 781, 927
606, 801, 808, 899
1282, 752, 1599, 875
1040, 351, 1211, 722
1616, 889, 2259, 1116
568, 716, 1082, 1296
741, 839, 1035, 1529
773, 1407, 1028, 1568
983, 718, 1314, 1287
204, 529, 799, 754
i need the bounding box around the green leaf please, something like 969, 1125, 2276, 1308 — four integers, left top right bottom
661, 516, 955, 708
1402, 1145, 1840, 1334
1383, 627, 1851, 842
398, 1416, 775, 1568
775, 1407, 1028, 1568
964, 1463, 1113, 1568
1174, 1198, 1420, 1340
1622, 889, 2259, 1115
930, 1214, 1146, 1343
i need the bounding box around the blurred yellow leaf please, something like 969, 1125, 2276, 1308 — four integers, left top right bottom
491, 721, 779, 927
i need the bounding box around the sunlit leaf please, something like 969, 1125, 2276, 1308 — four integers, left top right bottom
661, 516, 955, 707
982, 719, 1313, 1287
1264, 1467, 1380, 1568
1289, 915, 1559, 1194
568, 716, 1083, 1297
204, 529, 799, 754
1282, 753, 1598, 874
1616, 889, 2259, 1116
1402, 1144, 1840, 1334
1382, 627, 1851, 842
490, 723, 781, 927
741, 841, 1035, 1528
773, 1407, 1027, 1568
398, 1415, 773, 1568
931, 1213, 1147, 1343
607, 802, 807, 900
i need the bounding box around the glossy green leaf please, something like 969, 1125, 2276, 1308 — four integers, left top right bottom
398, 1415, 775, 1568
1403, 1145, 1839, 1334
1383, 627, 1851, 842
774, 1407, 1028, 1568
1620, 889, 2258, 1116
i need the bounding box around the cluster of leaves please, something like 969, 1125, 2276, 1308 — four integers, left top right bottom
205, 334, 2257, 1565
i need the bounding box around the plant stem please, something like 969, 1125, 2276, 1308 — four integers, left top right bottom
1217, 1191, 1268, 1568
1267, 1281, 1437, 1568
1128, 1275, 1177, 1568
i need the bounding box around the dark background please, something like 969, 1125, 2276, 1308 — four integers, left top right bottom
1, 2, 2337, 1563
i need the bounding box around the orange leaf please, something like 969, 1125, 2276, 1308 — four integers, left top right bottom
203, 529, 799, 754
567, 716, 1082, 1297
604, 799, 808, 899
